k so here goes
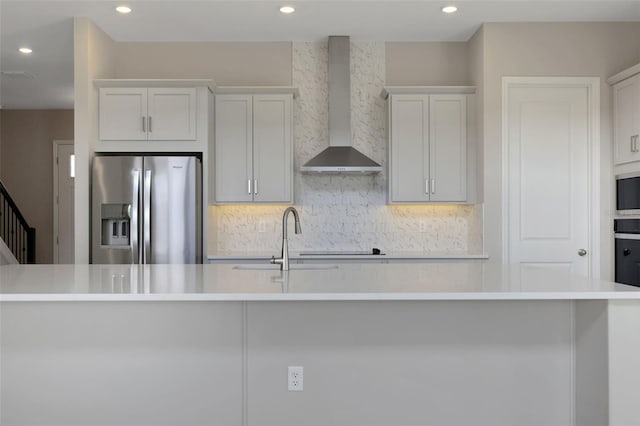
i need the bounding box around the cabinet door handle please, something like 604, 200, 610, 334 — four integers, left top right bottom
431, 179, 436, 194
425, 179, 429, 195
254, 179, 258, 195
635, 135, 639, 152
142, 116, 146, 132
148, 116, 152, 133
247, 179, 252, 194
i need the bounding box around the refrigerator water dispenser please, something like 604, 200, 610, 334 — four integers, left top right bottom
101, 204, 131, 246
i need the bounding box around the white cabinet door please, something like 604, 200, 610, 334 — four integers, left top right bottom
389, 95, 429, 202
389, 93, 469, 203
252, 95, 293, 203
429, 95, 467, 202
147, 88, 197, 141
214, 94, 293, 204
613, 75, 640, 165
99, 88, 147, 141
215, 95, 253, 203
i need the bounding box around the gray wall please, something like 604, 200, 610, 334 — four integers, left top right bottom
0, 109, 74, 263
479, 22, 640, 279
386, 41, 470, 86
115, 42, 292, 85
468, 27, 485, 204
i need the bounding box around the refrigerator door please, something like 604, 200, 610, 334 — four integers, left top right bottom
143, 156, 202, 264
92, 156, 142, 264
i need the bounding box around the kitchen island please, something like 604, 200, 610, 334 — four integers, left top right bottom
1, 263, 639, 426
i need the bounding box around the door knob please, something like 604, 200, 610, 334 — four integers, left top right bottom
578, 248, 587, 256
624, 249, 631, 256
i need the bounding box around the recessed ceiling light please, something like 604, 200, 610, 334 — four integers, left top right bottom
18, 47, 33, 55
116, 6, 132, 14
442, 5, 458, 13
280, 6, 295, 14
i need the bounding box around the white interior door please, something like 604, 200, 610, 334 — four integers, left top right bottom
504, 79, 597, 277
54, 142, 75, 264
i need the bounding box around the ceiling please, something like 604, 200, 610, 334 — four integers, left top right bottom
1, 0, 640, 109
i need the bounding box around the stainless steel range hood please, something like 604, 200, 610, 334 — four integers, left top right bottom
301, 36, 382, 174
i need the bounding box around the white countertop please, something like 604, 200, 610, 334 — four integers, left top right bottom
1, 263, 638, 302
208, 251, 489, 261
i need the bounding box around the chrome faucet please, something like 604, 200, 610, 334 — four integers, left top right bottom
271, 207, 302, 271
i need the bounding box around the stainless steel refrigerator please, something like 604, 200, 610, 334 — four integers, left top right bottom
91, 155, 202, 264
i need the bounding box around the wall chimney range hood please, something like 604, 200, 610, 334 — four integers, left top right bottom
301, 36, 382, 174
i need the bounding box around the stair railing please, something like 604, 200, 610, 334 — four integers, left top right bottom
0, 180, 36, 263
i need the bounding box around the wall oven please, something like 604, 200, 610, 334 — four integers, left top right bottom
614, 219, 640, 287
616, 172, 640, 215
614, 173, 640, 286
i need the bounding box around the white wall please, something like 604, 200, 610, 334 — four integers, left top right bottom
0, 239, 18, 265
73, 18, 116, 263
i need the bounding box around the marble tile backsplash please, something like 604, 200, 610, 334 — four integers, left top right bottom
211, 41, 483, 254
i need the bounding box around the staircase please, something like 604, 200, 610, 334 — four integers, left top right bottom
0, 180, 36, 263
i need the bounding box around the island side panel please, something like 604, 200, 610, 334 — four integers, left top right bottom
0, 302, 244, 426
246, 300, 574, 426
608, 299, 640, 426
574, 300, 609, 425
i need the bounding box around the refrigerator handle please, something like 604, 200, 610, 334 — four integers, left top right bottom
131, 169, 140, 264
143, 169, 152, 264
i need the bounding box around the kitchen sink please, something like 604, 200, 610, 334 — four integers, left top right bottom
233, 264, 339, 271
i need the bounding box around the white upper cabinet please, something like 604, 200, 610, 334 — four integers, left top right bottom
252, 95, 293, 203
385, 87, 473, 203
215, 91, 294, 204
100, 87, 197, 141
390, 95, 430, 202
147, 88, 197, 140
612, 73, 640, 165
429, 95, 467, 202
99, 88, 148, 141
215, 95, 254, 203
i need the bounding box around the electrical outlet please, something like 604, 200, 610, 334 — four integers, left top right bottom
288, 366, 303, 391
258, 220, 266, 233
